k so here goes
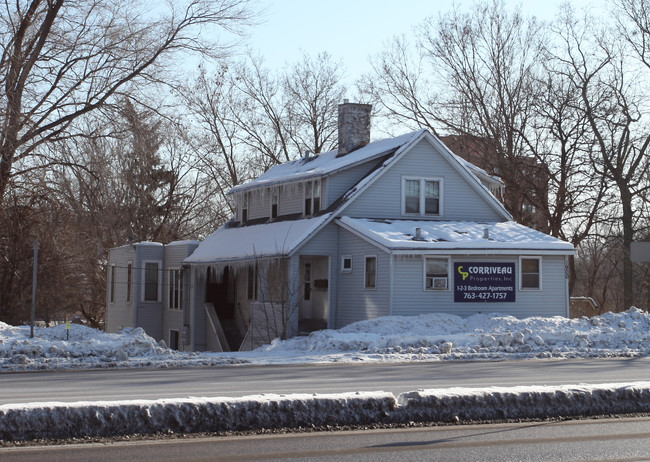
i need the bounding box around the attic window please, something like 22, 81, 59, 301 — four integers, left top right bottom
402, 177, 442, 216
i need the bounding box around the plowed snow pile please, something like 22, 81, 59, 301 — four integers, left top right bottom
1, 307, 649, 371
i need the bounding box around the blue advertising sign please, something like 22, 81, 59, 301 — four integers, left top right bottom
454, 262, 515, 302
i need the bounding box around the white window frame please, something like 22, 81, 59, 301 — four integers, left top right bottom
364, 255, 377, 290
304, 179, 322, 217
141, 260, 162, 302
168, 268, 182, 310
401, 176, 443, 217
423, 256, 450, 291
519, 256, 542, 291
341, 255, 352, 273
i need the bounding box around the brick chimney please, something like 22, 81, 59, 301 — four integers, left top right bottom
336, 100, 371, 157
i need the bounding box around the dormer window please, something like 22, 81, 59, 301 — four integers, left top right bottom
402, 177, 442, 216
304, 179, 322, 216
270, 187, 279, 220
241, 192, 249, 223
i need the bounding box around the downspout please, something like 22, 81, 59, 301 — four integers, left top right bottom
327, 255, 332, 329
389, 252, 395, 315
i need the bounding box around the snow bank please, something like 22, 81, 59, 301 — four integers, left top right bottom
0, 392, 397, 441
259, 308, 650, 362
398, 382, 650, 422
0, 324, 247, 371
3, 383, 650, 441
3, 308, 650, 371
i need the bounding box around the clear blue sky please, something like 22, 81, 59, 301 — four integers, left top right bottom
243, 0, 600, 84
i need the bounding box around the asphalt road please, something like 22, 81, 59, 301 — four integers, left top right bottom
2, 357, 650, 405
2, 417, 650, 461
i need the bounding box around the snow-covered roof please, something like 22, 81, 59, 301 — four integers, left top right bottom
336, 217, 574, 255
228, 130, 426, 194
228, 129, 503, 195
184, 215, 331, 264
167, 240, 200, 247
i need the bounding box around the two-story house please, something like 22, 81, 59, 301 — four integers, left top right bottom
106, 102, 574, 352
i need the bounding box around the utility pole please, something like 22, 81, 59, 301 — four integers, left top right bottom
30, 239, 38, 338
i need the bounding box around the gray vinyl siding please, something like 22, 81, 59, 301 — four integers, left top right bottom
242, 179, 331, 221
334, 228, 390, 329
163, 242, 198, 350
343, 138, 504, 221
190, 265, 207, 351
248, 190, 269, 221
279, 183, 303, 216
106, 245, 137, 332
326, 162, 378, 205
133, 244, 164, 341
391, 254, 568, 318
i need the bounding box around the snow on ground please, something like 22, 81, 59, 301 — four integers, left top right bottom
4, 383, 650, 441
4, 308, 650, 440
2, 307, 650, 372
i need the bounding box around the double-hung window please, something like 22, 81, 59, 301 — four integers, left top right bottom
520, 257, 541, 290
304, 179, 322, 216
403, 177, 442, 216
364, 256, 377, 289
168, 268, 182, 310
424, 257, 449, 290
241, 192, 249, 223
143, 261, 161, 302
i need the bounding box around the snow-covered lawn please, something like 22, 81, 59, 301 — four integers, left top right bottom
1, 307, 649, 372
4, 308, 650, 441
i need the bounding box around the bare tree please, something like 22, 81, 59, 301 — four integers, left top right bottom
180, 64, 253, 217
282, 52, 346, 155
0, 0, 255, 207
361, 0, 547, 225
47, 100, 217, 325
549, 5, 650, 309
181, 51, 347, 211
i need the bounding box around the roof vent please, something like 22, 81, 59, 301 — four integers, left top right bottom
413, 227, 426, 241
483, 228, 490, 240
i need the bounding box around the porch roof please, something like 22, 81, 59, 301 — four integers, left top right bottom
184, 214, 332, 264
336, 217, 575, 255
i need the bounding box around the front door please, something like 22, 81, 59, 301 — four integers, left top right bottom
300, 258, 313, 319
